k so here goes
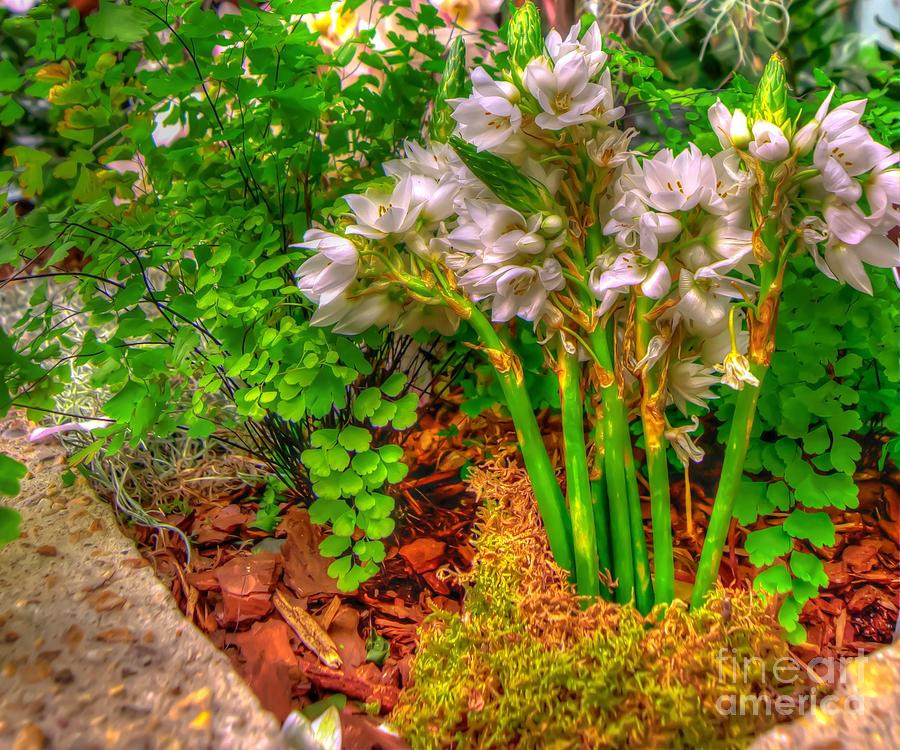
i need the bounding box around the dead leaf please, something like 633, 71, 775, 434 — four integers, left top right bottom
280, 509, 339, 597
328, 607, 367, 670
210, 505, 249, 532
398, 538, 446, 574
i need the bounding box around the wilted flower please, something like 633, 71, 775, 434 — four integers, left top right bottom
715, 350, 760, 390
664, 416, 705, 465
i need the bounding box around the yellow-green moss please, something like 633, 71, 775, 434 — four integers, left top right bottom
390, 463, 794, 749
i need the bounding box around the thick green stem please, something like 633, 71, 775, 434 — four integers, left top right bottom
590, 417, 614, 601
691, 362, 767, 606
635, 295, 674, 604
590, 326, 635, 605
461, 300, 576, 576
558, 345, 600, 598
621, 423, 655, 613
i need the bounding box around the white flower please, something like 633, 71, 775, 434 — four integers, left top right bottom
715, 351, 760, 390
675, 260, 756, 336
449, 67, 522, 152
809, 231, 900, 295
1, 0, 37, 13
312, 294, 402, 336
294, 230, 359, 305
707, 100, 751, 149
447, 201, 556, 265
748, 121, 790, 163
815, 124, 893, 203
667, 360, 719, 415
604, 192, 682, 256
545, 21, 607, 76
589, 253, 672, 315
791, 88, 835, 156
635, 145, 726, 214
524, 52, 607, 130
462, 259, 565, 323
344, 177, 423, 239
30, 420, 108, 442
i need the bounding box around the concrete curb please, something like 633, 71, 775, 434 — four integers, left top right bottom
0, 417, 286, 750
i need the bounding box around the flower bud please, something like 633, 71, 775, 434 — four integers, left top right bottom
791, 120, 818, 156
507, 1, 543, 73
540, 213, 565, 236
750, 53, 791, 136
429, 36, 468, 143
729, 109, 751, 148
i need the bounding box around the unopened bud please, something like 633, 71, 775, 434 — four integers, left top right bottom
791, 121, 818, 157
730, 109, 751, 148
540, 214, 565, 236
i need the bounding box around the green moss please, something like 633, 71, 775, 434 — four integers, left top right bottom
391, 466, 794, 749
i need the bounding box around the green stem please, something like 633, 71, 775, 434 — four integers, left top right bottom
590, 417, 614, 601
622, 421, 655, 614
591, 479, 614, 601
590, 326, 635, 605
558, 344, 600, 598
691, 362, 767, 607
635, 295, 674, 604
461, 299, 576, 576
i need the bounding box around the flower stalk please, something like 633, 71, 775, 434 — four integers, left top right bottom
558, 342, 600, 599
457, 294, 576, 576
635, 293, 675, 604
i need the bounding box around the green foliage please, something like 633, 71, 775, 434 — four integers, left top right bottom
0, 0, 451, 589
718, 261, 900, 641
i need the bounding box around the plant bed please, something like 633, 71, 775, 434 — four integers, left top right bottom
2, 1, 899, 748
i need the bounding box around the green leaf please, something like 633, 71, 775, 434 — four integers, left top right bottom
0, 60, 23, 93
338, 425, 371, 452
0, 454, 27, 496
86, 1, 152, 44
753, 564, 792, 595
351, 451, 380, 475
449, 136, 560, 216
745, 525, 792, 567
0, 506, 22, 547
783, 510, 835, 547
365, 631, 390, 666
378, 445, 404, 463
802, 424, 830, 455
380, 373, 407, 398
790, 551, 828, 588
352, 388, 382, 420
319, 534, 352, 558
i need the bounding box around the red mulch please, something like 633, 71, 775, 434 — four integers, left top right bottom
123, 398, 899, 731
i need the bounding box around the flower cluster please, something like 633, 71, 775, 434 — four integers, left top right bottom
293, 20, 900, 426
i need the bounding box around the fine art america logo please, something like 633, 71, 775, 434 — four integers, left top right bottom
715, 649, 866, 718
